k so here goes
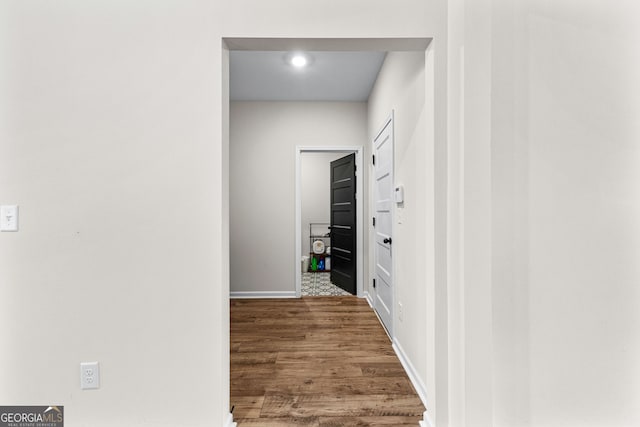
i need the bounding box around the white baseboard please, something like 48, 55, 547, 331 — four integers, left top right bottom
230, 291, 297, 299
223, 412, 237, 427
393, 341, 433, 426
364, 293, 430, 426
364, 291, 374, 308
392, 340, 429, 411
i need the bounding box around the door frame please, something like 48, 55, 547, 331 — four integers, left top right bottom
295, 146, 364, 298
225, 37, 441, 427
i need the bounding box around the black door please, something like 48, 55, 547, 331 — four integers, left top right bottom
330, 153, 356, 295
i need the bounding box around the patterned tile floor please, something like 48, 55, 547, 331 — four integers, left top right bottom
301, 272, 352, 296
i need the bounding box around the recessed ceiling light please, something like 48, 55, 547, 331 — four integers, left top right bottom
290, 54, 308, 68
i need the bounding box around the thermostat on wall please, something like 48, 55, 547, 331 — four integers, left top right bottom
395, 186, 404, 204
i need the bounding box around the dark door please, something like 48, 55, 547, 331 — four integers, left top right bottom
330, 153, 357, 295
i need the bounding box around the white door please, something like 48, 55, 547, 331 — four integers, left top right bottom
373, 115, 394, 334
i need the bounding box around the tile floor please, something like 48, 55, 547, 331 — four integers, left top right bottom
301, 272, 352, 296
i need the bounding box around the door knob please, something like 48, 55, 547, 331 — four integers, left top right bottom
383, 237, 392, 244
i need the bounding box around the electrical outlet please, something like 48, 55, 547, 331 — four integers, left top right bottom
398, 302, 403, 322
80, 362, 100, 390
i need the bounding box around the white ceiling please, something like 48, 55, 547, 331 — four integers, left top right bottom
230, 51, 386, 102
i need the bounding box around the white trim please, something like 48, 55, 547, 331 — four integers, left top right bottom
369, 296, 430, 427
225, 38, 431, 52
224, 38, 441, 427
230, 291, 297, 299
368, 293, 431, 427
223, 413, 237, 427
389, 112, 395, 340
295, 146, 364, 298
392, 339, 428, 409
364, 291, 374, 308
365, 286, 392, 341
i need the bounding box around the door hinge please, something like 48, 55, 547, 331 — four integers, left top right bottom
372, 154, 376, 165
373, 278, 376, 289
373, 217, 376, 227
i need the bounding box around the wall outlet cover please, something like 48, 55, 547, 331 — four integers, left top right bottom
80, 362, 100, 390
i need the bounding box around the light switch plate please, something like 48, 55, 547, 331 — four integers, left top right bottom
0, 205, 19, 231
395, 186, 404, 204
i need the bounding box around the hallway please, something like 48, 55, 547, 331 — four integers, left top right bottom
230, 297, 425, 426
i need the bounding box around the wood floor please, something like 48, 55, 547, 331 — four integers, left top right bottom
230, 297, 425, 426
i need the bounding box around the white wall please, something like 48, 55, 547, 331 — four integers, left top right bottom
230, 102, 367, 294
0, 0, 449, 425
10, 0, 637, 425
300, 152, 346, 258
0, 1, 227, 425
367, 50, 434, 410
518, 3, 640, 425
448, 0, 640, 426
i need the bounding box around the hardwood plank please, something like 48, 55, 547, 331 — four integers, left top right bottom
232, 376, 416, 397
234, 416, 422, 427
276, 351, 398, 364
231, 351, 278, 365
262, 394, 424, 417
230, 396, 264, 419
275, 364, 364, 378
234, 417, 319, 426
271, 376, 416, 395
231, 363, 277, 378
319, 416, 425, 426
236, 341, 393, 353
360, 362, 409, 377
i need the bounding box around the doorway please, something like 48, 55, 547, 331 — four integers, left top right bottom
295, 147, 364, 297
225, 37, 438, 426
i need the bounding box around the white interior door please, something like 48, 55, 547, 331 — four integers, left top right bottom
373, 115, 394, 334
